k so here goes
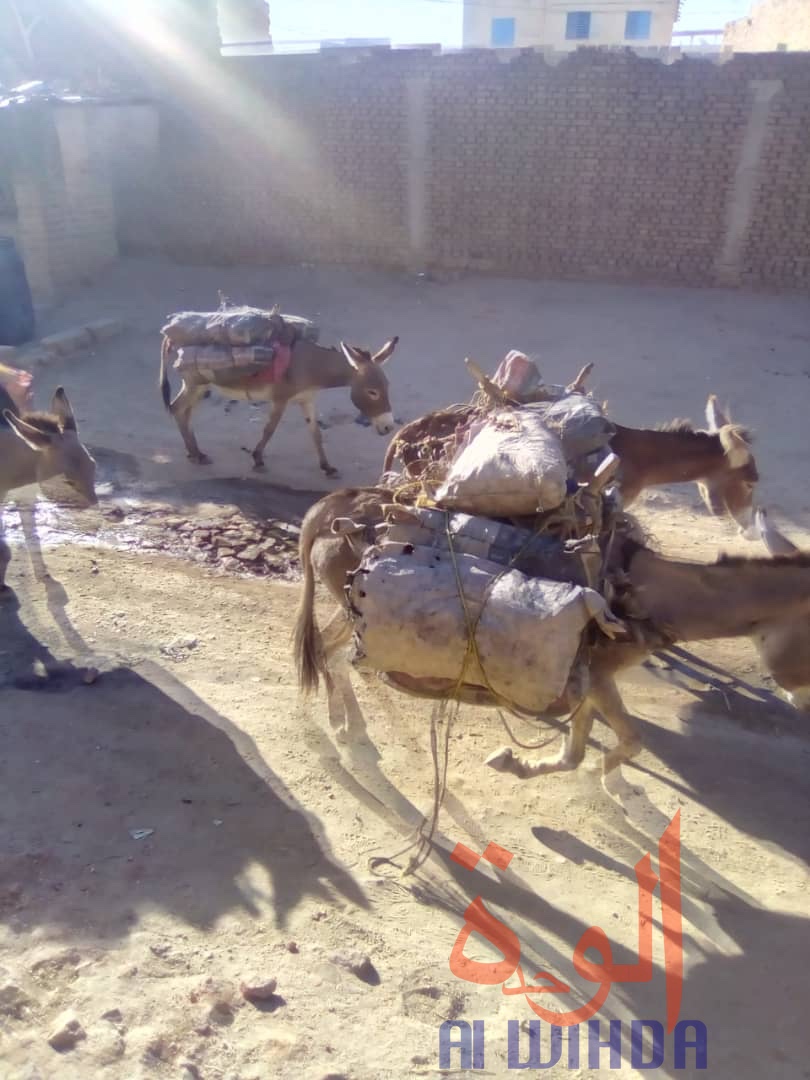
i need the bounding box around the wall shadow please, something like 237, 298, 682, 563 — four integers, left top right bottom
0, 599, 366, 940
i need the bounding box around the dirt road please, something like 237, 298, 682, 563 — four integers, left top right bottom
1, 259, 809, 1079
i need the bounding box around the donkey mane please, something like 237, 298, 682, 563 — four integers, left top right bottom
654, 419, 753, 445
656, 419, 696, 434
19, 411, 76, 434
715, 550, 810, 569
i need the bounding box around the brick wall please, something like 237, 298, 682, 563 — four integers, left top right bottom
725, 0, 810, 53
2, 106, 119, 305
139, 48, 810, 291
6, 48, 810, 298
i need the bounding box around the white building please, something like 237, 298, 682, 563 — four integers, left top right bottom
462, 0, 680, 50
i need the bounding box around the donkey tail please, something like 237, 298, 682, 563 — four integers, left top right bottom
293, 514, 325, 695
159, 336, 172, 411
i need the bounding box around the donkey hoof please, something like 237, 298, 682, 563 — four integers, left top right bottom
190, 452, 212, 465
322, 464, 340, 478
252, 457, 266, 471
485, 746, 515, 773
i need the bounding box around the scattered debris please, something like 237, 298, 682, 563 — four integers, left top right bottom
239, 976, 277, 1003
286, 941, 299, 954
128, 829, 154, 841
160, 635, 199, 662
47, 1012, 86, 1051
0, 980, 36, 1021
330, 952, 380, 986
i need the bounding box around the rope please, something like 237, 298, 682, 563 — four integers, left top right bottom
398, 503, 595, 875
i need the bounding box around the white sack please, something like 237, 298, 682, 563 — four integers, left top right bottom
348, 543, 612, 714
435, 408, 568, 517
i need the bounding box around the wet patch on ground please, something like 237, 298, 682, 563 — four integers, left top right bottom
1, 470, 326, 583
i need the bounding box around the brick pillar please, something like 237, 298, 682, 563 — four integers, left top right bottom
715, 79, 783, 287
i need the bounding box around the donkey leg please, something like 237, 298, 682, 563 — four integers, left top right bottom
298, 395, 338, 477
251, 398, 287, 470
319, 608, 365, 741
486, 703, 596, 778
588, 675, 643, 775
170, 383, 211, 464
0, 535, 11, 592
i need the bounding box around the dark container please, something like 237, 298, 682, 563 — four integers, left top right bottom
0, 237, 35, 346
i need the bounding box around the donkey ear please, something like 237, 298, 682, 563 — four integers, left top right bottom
3, 411, 53, 451
51, 387, 76, 431
372, 336, 399, 366
340, 342, 365, 371
756, 507, 799, 556
719, 426, 751, 468
706, 394, 730, 432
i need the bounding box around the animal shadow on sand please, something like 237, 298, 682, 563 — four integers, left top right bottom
302, 665, 808, 1079
0, 587, 366, 939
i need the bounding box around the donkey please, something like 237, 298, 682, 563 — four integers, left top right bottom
610, 396, 757, 534
750, 508, 810, 711
293, 486, 810, 773
490, 537, 810, 780
383, 395, 757, 534
159, 334, 399, 474
0, 386, 97, 590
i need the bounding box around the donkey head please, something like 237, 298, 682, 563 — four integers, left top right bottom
698, 395, 758, 537
3, 389, 97, 506
340, 337, 398, 436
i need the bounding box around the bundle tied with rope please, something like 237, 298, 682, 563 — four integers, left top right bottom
161, 295, 320, 380
350, 352, 629, 872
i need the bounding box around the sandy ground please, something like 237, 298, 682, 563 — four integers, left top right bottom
1, 257, 810, 1080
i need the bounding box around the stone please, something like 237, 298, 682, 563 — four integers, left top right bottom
47, 1011, 86, 1051
239, 976, 278, 1002
330, 951, 379, 985
0, 980, 36, 1020
237, 545, 263, 561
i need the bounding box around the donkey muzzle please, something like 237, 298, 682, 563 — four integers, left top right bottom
374, 412, 395, 436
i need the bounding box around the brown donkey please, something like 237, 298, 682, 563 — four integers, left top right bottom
160, 335, 399, 474
611, 396, 757, 534
293, 488, 810, 773
383, 395, 757, 534
1, 386, 97, 589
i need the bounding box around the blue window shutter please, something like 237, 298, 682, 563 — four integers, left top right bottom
625, 11, 652, 40
491, 17, 516, 47
565, 12, 591, 40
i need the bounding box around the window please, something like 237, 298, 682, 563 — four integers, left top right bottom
625, 11, 652, 40
491, 17, 516, 47
777, 42, 788, 51
565, 12, 591, 40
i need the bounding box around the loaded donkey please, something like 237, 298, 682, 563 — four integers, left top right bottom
292, 487, 810, 778
159, 306, 399, 475
384, 394, 757, 535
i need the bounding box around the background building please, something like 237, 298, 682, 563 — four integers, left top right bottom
724, 0, 810, 52
462, 0, 680, 50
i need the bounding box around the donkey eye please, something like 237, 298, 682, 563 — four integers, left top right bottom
367, 389, 380, 400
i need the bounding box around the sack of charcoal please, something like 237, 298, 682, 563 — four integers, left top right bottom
380, 504, 601, 588
173, 344, 277, 375
161, 306, 319, 349
433, 408, 569, 517
347, 539, 621, 716
431, 391, 614, 518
